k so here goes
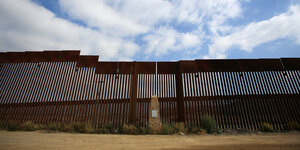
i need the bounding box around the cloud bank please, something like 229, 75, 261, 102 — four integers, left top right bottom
207, 5, 300, 58
0, 0, 299, 60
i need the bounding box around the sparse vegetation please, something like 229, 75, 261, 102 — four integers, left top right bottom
47, 122, 61, 131
0, 120, 4, 130
261, 122, 274, 132
161, 123, 177, 134
72, 122, 95, 133
7, 121, 19, 131
20, 121, 39, 131
187, 123, 201, 134
287, 121, 300, 131
99, 123, 114, 134
60, 123, 74, 132
135, 124, 150, 135
122, 124, 138, 134
175, 122, 186, 133
200, 115, 218, 133
161, 122, 188, 135
2, 119, 291, 135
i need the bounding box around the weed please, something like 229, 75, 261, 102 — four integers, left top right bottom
261, 122, 274, 132
187, 123, 200, 134
7, 121, 19, 131
200, 115, 217, 133
60, 123, 74, 132
0, 120, 4, 130
99, 123, 114, 134
122, 124, 138, 134
20, 121, 37, 131
73, 122, 95, 133
287, 121, 300, 131
135, 124, 150, 135
47, 122, 61, 131
161, 123, 177, 135
175, 122, 185, 133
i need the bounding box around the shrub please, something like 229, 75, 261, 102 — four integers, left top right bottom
199, 129, 207, 134
261, 122, 274, 132
47, 122, 61, 131
99, 123, 114, 134
60, 123, 74, 132
175, 122, 186, 133
73, 122, 95, 133
135, 124, 150, 135
116, 125, 124, 134
123, 124, 138, 134
139, 126, 150, 134
187, 123, 200, 134
20, 121, 37, 131
116, 124, 149, 135
287, 121, 300, 131
161, 123, 177, 135
200, 115, 217, 133
36, 124, 46, 130
7, 121, 19, 131
0, 120, 4, 130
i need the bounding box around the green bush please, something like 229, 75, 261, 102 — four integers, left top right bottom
175, 122, 186, 133
116, 124, 149, 135
287, 121, 300, 131
73, 122, 95, 133
261, 122, 274, 132
116, 125, 124, 134
20, 121, 38, 131
60, 123, 74, 132
200, 115, 217, 133
99, 123, 114, 134
161, 123, 177, 135
47, 122, 61, 131
7, 121, 19, 131
122, 124, 138, 134
199, 129, 207, 134
0, 120, 4, 130
139, 126, 150, 134
187, 123, 200, 134
135, 124, 150, 135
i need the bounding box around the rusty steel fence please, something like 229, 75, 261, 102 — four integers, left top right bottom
0, 50, 299, 130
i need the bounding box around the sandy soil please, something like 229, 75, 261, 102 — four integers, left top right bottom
0, 131, 299, 150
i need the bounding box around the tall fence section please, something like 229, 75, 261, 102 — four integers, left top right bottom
0, 51, 299, 130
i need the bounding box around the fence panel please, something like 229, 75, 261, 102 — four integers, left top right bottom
0, 51, 299, 130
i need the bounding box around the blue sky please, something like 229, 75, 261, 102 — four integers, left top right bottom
0, 0, 300, 61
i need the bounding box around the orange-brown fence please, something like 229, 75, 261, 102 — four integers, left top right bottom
0, 50, 299, 130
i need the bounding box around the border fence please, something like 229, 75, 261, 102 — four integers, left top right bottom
0, 50, 299, 130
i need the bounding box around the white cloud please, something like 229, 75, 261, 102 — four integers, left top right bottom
58, 0, 243, 58
143, 27, 202, 57
0, 0, 249, 60
59, 0, 151, 37
174, 0, 242, 34
207, 5, 300, 58
0, 0, 139, 60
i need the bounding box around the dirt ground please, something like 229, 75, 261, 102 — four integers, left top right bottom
0, 131, 299, 150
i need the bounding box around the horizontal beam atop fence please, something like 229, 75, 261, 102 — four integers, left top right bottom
195, 58, 300, 72
95, 62, 156, 74
76, 56, 99, 68
0, 50, 299, 72
281, 58, 300, 70
0, 50, 81, 63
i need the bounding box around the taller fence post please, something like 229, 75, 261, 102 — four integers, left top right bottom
175, 61, 185, 123
129, 62, 137, 124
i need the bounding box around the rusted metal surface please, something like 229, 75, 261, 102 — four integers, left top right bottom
0, 50, 299, 130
